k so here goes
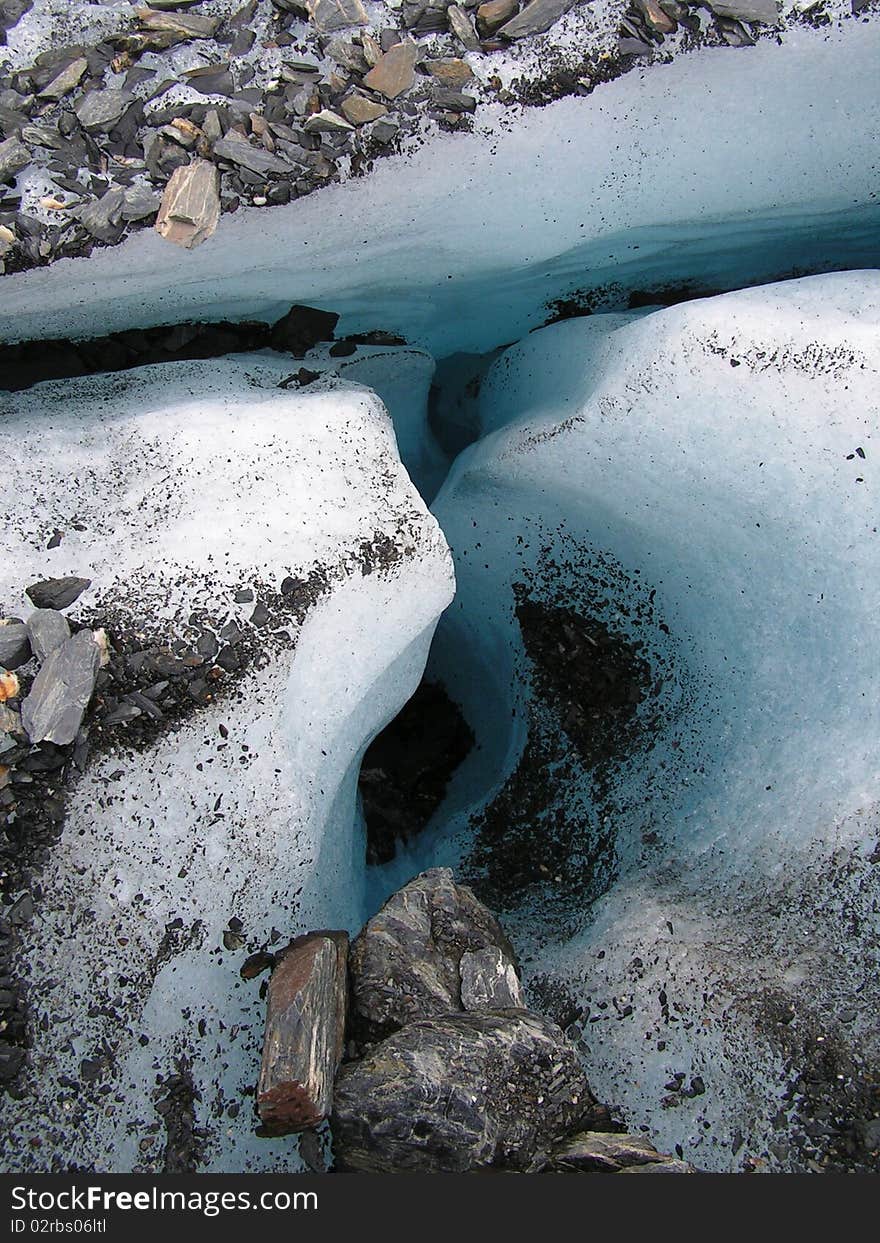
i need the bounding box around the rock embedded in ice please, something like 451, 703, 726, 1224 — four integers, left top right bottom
257, 932, 349, 1135
349, 867, 521, 1040
707, 0, 779, 20
332, 1010, 596, 1172
25, 609, 70, 663
499, 0, 577, 39
0, 622, 30, 671
21, 629, 100, 745
25, 577, 90, 611
269, 303, 339, 355
363, 40, 418, 99
155, 159, 220, 249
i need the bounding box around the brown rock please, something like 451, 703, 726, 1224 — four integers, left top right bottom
363, 40, 418, 99
341, 94, 389, 125
477, 0, 518, 35
425, 57, 475, 87
634, 0, 676, 31
257, 931, 348, 1135
155, 159, 220, 250
135, 6, 220, 39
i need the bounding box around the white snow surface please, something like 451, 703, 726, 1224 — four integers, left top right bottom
402, 271, 880, 1171
0, 354, 454, 1172
1, 22, 878, 356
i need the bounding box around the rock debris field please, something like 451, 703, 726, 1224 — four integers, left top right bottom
0, 0, 879, 1179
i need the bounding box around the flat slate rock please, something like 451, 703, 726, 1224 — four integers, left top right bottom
348, 867, 522, 1041
21, 628, 100, 745
499, 0, 578, 39
332, 1010, 597, 1172
0, 622, 30, 670
74, 90, 134, 133
707, 0, 779, 19
257, 931, 348, 1134
363, 41, 419, 100
25, 608, 70, 663
26, 577, 91, 611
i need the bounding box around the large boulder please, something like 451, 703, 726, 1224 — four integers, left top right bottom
349, 868, 523, 1042
332, 1010, 598, 1172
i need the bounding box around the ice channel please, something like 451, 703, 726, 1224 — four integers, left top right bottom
1, 17, 879, 1176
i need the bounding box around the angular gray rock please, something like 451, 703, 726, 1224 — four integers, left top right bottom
0, 622, 30, 671
707, 0, 779, 20
332, 1010, 597, 1172
74, 90, 134, 133
121, 183, 162, 223
76, 188, 126, 243
349, 867, 521, 1041
307, 0, 369, 33
26, 577, 91, 611
447, 4, 481, 51
21, 629, 100, 745
499, 0, 578, 39
37, 56, 87, 102
257, 931, 348, 1134
25, 609, 70, 663
549, 1130, 695, 1172
212, 137, 293, 176
155, 160, 220, 249
0, 135, 30, 183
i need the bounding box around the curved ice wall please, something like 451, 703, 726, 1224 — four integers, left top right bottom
0, 24, 878, 356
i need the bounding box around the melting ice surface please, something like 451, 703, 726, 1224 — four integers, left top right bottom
1, 18, 879, 1173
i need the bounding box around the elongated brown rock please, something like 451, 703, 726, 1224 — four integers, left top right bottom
155, 159, 220, 249
257, 931, 348, 1135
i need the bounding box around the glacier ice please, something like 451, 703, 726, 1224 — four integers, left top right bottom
0, 23, 878, 356
390, 271, 880, 1171
0, 355, 454, 1171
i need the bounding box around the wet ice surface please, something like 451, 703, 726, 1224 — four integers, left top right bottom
386, 272, 880, 1171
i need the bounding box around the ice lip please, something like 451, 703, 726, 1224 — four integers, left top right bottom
0, 22, 878, 354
